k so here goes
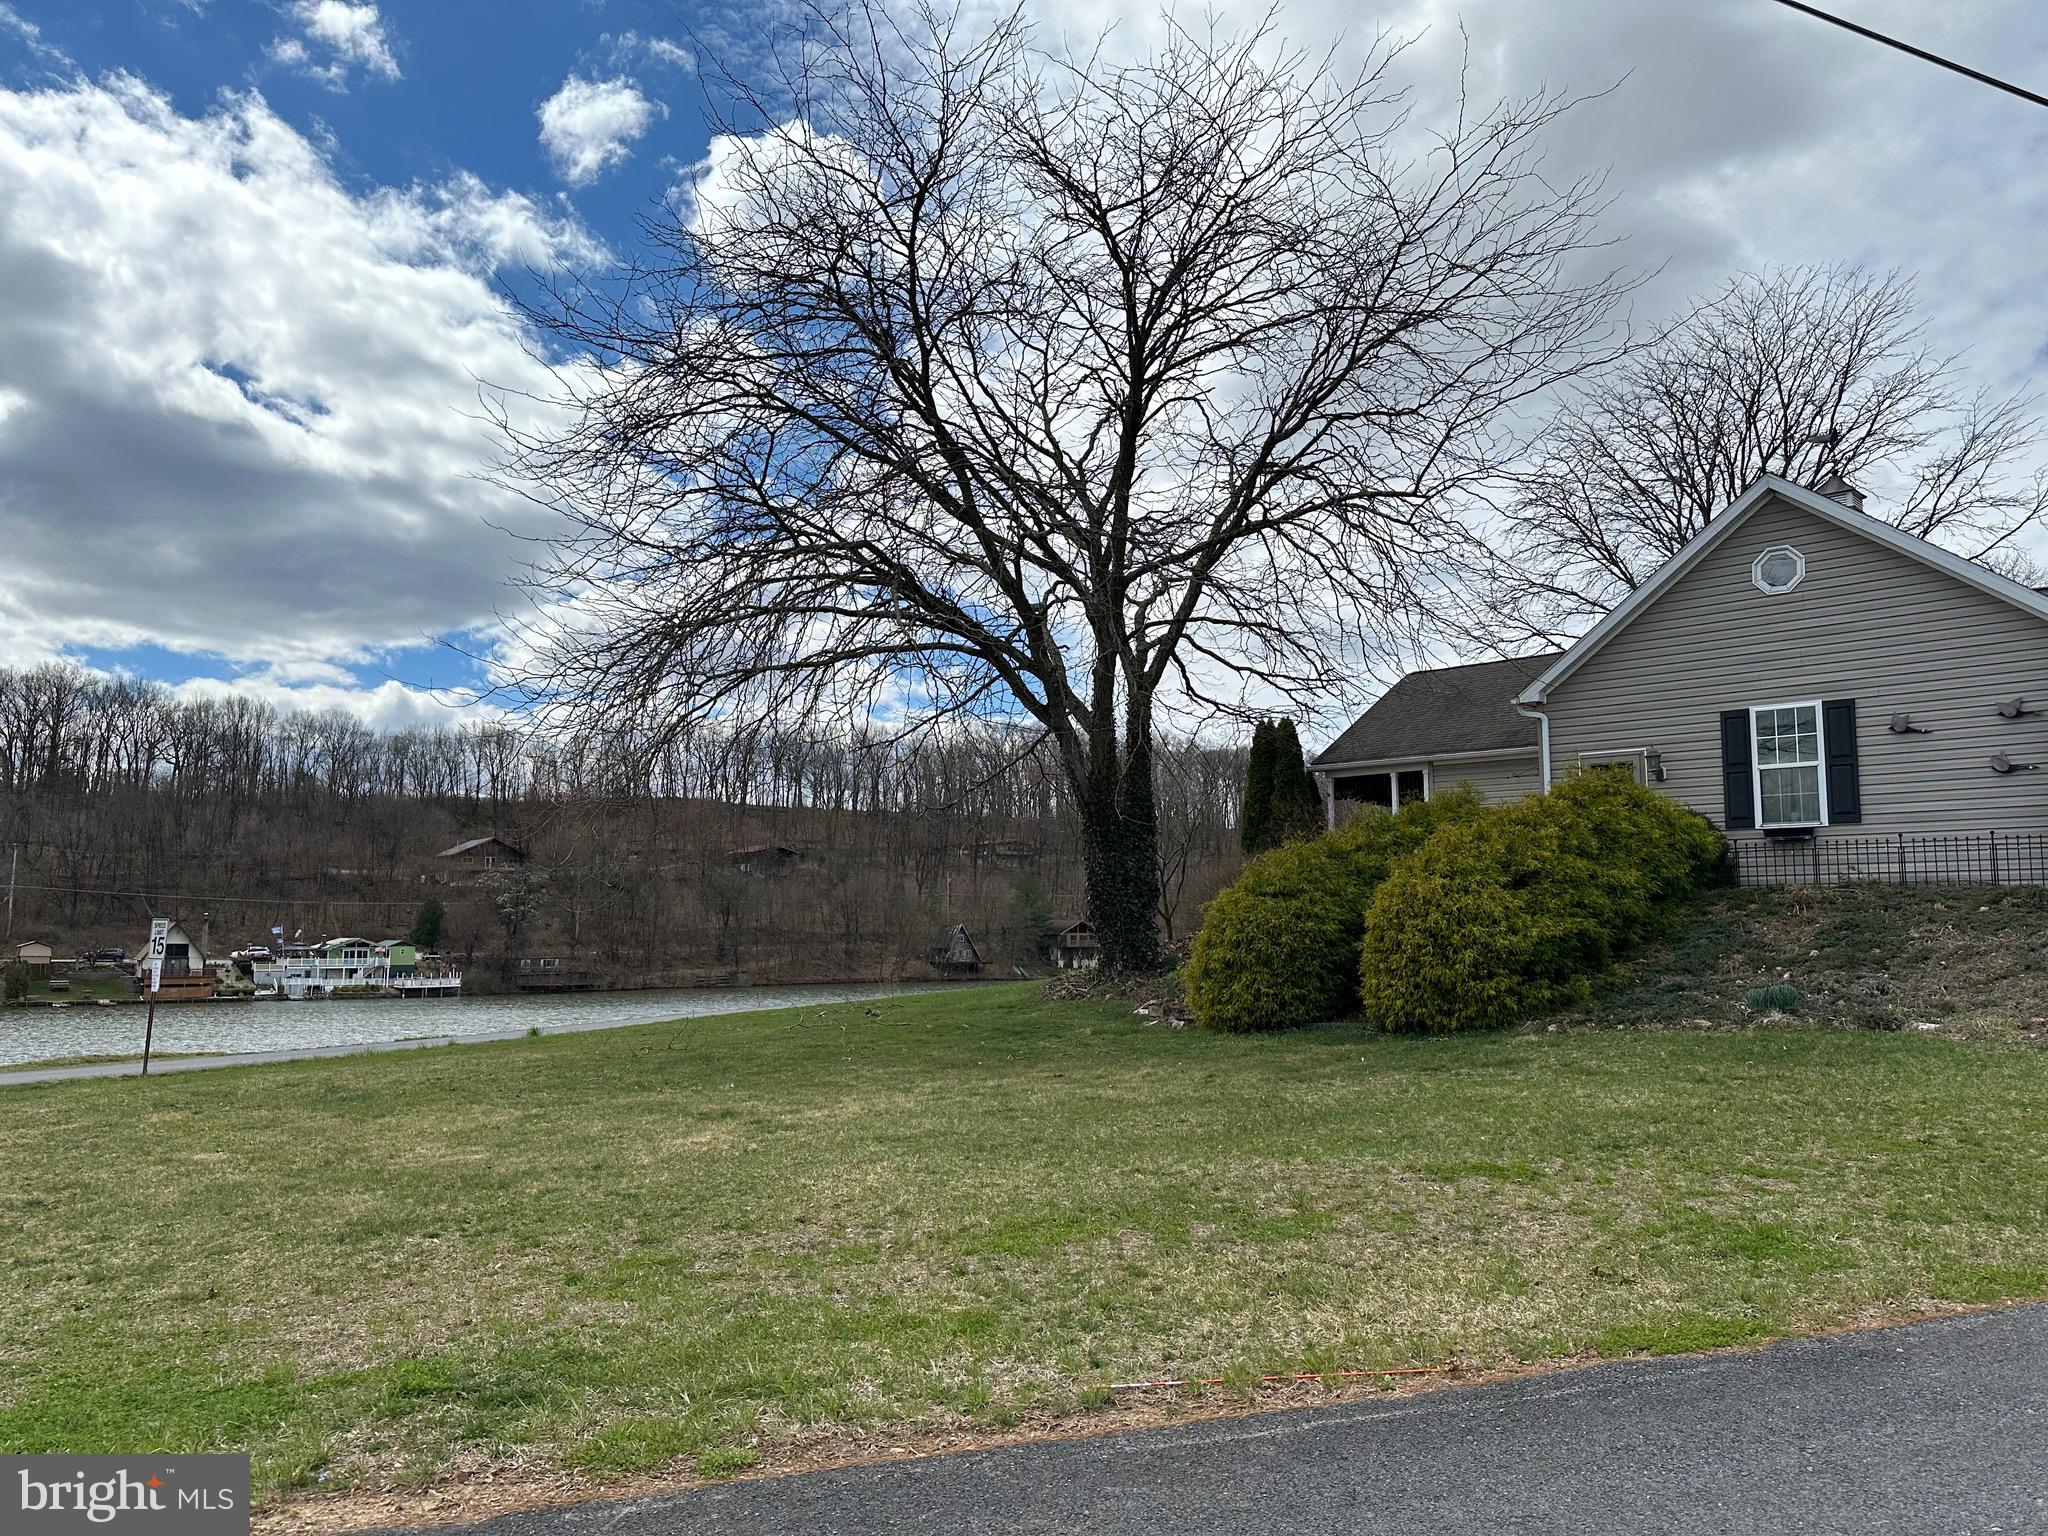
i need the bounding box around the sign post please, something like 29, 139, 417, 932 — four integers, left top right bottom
142, 917, 168, 1077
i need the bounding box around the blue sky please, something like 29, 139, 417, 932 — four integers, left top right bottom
1, 1, 2046, 730
18, 2, 703, 247
0, 0, 736, 724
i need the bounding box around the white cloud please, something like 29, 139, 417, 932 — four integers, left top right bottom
0, 3, 70, 67
639, 36, 695, 71
170, 672, 495, 732
1033, 0, 2048, 408
603, 31, 694, 72
0, 77, 593, 670
268, 0, 400, 88
538, 74, 664, 185
369, 171, 609, 271
678, 120, 869, 242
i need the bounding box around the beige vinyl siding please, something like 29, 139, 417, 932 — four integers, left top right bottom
1324, 753, 1539, 824
1436, 753, 1541, 805
1542, 493, 2048, 839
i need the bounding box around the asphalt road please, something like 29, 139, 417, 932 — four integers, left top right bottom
372, 1303, 2048, 1536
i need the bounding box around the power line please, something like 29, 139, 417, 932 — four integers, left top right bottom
1769, 0, 2048, 111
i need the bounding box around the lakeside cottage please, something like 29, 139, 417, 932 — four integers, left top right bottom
1049, 920, 1101, 971
1314, 474, 2048, 881
928, 924, 984, 977
135, 919, 216, 1001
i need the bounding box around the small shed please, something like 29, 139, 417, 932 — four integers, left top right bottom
1050, 920, 1101, 971
928, 924, 984, 977
14, 940, 52, 968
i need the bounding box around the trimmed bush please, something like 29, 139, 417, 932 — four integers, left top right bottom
1359, 770, 1728, 1034
1187, 791, 1481, 1032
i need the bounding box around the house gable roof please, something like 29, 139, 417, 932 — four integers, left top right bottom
1312, 652, 1561, 769
436, 835, 523, 859
1518, 474, 2048, 706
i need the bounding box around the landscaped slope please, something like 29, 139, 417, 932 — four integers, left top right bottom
1556, 885, 2048, 1036
2, 981, 2044, 1510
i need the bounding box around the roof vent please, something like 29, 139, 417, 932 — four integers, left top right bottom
1814, 471, 1865, 513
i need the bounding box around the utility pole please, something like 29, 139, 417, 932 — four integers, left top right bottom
4, 844, 15, 946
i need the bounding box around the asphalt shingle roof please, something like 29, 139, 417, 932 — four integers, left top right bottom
1313, 653, 1563, 767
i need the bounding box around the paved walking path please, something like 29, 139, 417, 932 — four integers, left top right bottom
0, 1031, 525, 1085
370, 1303, 2048, 1535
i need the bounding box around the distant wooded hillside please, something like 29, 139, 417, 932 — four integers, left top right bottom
0, 664, 1245, 984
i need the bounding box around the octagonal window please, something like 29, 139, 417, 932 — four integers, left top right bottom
1752, 545, 1805, 595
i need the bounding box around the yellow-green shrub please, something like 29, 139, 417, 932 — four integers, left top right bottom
1359, 770, 1727, 1034
1186, 791, 1480, 1032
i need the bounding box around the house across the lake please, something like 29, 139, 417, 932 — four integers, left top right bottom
726, 843, 806, 876
1314, 473, 2048, 878
434, 835, 527, 875
135, 919, 216, 1001
928, 924, 984, 977
1049, 919, 1100, 971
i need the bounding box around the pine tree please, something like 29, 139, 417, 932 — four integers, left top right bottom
408, 897, 447, 951
1241, 720, 1277, 854
1270, 719, 1324, 842
1012, 872, 1056, 959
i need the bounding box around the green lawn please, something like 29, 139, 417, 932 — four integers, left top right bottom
14, 971, 136, 1005
2, 982, 2045, 1504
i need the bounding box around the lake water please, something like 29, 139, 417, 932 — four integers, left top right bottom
0, 981, 954, 1067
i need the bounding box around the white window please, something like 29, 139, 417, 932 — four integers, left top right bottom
1337, 766, 1429, 810
1751, 545, 1806, 594
1751, 701, 1827, 827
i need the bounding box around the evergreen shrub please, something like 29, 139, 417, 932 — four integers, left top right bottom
1359, 770, 1727, 1034
1187, 791, 1481, 1032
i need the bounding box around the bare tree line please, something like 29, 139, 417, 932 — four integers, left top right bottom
0, 660, 1218, 819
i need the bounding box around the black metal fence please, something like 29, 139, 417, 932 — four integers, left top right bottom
1734, 832, 2048, 887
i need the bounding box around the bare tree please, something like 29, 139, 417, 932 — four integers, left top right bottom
1482, 265, 2048, 644
498, 2, 1628, 968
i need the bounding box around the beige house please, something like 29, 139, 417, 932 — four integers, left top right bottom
1311, 653, 1554, 816
14, 940, 53, 967
1316, 474, 2048, 873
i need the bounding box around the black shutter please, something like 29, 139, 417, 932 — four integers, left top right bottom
1720, 710, 1755, 831
1823, 698, 1861, 824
